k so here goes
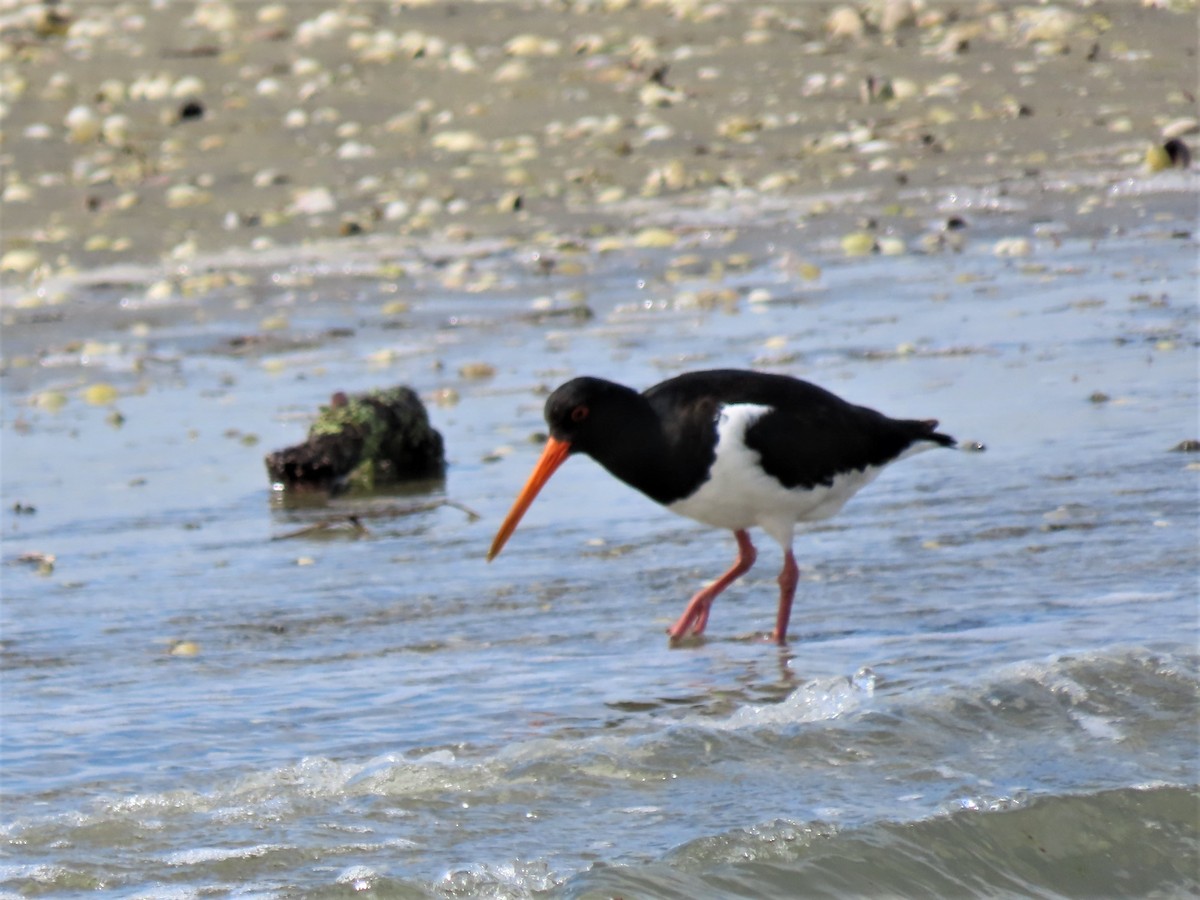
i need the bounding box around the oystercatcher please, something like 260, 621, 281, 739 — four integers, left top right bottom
487, 369, 957, 644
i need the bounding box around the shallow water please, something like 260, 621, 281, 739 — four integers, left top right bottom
2, 226, 1198, 897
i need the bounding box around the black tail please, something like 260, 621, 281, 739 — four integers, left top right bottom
918, 418, 957, 448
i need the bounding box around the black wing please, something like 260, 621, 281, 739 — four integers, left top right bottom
647, 369, 953, 491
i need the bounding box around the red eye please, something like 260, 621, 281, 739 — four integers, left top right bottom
571, 405, 589, 422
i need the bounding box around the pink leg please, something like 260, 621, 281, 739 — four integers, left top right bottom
667, 530, 756, 640
771, 549, 799, 645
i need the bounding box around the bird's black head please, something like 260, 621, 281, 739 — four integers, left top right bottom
487, 376, 645, 562
543, 376, 644, 456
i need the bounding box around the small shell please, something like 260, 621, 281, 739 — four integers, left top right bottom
129, 72, 173, 102
633, 227, 678, 248
64, 105, 100, 142
0, 249, 41, 273
458, 362, 497, 379
492, 60, 532, 83
3, 182, 33, 203
841, 232, 877, 256
1162, 118, 1199, 140
288, 187, 337, 216
826, 6, 865, 39
190, 1, 238, 33
171, 76, 205, 99
994, 237, 1033, 257
431, 130, 486, 153
165, 184, 211, 208
717, 115, 761, 139
82, 383, 119, 406
32, 390, 68, 411
101, 114, 132, 148
505, 34, 561, 57
639, 83, 686, 107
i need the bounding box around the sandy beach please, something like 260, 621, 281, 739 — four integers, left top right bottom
2, 0, 1196, 288
1, 2, 1197, 897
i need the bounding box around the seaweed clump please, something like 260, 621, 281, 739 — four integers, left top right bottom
265, 386, 445, 493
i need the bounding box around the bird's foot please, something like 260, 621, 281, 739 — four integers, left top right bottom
666, 604, 709, 641
666, 621, 706, 642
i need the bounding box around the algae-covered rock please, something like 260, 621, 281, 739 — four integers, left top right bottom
265, 386, 445, 493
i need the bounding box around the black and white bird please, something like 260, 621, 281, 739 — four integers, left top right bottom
487, 369, 957, 644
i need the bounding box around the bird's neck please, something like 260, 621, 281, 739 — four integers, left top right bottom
583, 401, 699, 506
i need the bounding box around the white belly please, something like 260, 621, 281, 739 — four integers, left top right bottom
666, 403, 887, 547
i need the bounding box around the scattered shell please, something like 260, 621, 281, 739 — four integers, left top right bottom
168, 640, 200, 657
171, 76, 205, 99
841, 231, 878, 256
3, 182, 33, 203
17, 551, 56, 576
190, 1, 238, 32
82, 383, 119, 406
633, 227, 678, 248
492, 59, 532, 83
644, 160, 688, 193
448, 46, 479, 73
260, 314, 289, 331
288, 187, 337, 216
496, 190, 523, 212
1161, 118, 1199, 140
431, 387, 460, 407
505, 34, 561, 57
101, 114, 132, 148
64, 105, 100, 142
640, 83, 687, 107
826, 6, 866, 39
165, 184, 211, 208
0, 249, 40, 273
716, 115, 761, 139
129, 72, 173, 102
757, 172, 795, 192
258, 4, 287, 25
1015, 7, 1080, 44
32, 390, 68, 411
890, 78, 920, 100
337, 140, 376, 160
994, 237, 1033, 256
431, 130, 486, 153
458, 362, 496, 379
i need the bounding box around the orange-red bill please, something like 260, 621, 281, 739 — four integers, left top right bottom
487, 436, 572, 561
